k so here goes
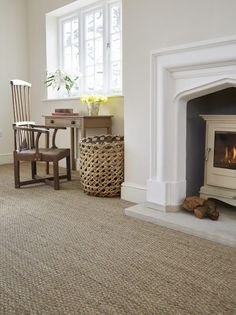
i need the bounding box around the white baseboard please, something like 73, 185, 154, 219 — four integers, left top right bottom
121, 182, 146, 203
0, 153, 13, 165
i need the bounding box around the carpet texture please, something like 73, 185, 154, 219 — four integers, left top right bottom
0, 163, 236, 315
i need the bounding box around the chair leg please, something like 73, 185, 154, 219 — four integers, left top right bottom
14, 160, 20, 188
46, 162, 50, 175
66, 155, 71, 181
31, 161, 37, 179
53, 161, 59, 190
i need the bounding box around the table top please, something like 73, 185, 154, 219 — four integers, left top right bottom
43, 115, 113, 119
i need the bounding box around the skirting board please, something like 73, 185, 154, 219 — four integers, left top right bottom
121, 182, 146, 204
0, 154, 12, 165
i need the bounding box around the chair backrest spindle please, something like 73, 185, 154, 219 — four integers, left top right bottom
10, 80, 32, 123
11, 80, 34, 152
14, 123, 34, 152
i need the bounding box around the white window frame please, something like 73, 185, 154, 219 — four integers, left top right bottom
58, 0, 122, 96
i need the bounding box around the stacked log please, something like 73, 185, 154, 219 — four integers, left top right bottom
182, 197, 219, 220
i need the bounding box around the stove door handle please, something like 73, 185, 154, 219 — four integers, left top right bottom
205, 147, 211, 161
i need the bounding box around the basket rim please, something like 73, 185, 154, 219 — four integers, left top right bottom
80, 134, 124, 145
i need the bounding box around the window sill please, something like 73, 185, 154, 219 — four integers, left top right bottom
42, 95, 124, 102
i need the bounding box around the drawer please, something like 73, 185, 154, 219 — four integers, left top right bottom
45, 117, 81, 128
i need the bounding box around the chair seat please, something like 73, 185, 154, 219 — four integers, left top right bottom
16, 148, 70, 161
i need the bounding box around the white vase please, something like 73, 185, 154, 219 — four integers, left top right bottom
88, 102, 100, 116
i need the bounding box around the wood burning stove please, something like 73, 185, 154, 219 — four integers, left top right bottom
200, 115, 236, 206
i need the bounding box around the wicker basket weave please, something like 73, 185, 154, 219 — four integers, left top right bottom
80, 135, 124, 197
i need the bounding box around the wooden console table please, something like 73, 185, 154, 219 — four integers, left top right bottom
43, 115, 113, 170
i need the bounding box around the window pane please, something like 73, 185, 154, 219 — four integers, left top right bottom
62, 17, 79, 75
86, 75, 95, 91
84, 8, 104, 92
95, 38, 103, 64
111, 61, 121, 90
110, 4, 121, 33
95, 9, 103, 38
63, 22, 72, 47
111, 33, 120, 61
85, 65, 94, 77
72, 19, 79, 46
72, 46, 79, 71
72, 20, 79, 73
64, 47, 72, 71
95, 63, 104, 90
109, 3, 121, 92
85, 13, 94, 40
85, 40, 95, 66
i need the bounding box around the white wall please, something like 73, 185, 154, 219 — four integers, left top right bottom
0, 0, 28, 164
122, 0, 236, 203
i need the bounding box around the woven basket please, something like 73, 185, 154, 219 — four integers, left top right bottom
80, 135, 124, 197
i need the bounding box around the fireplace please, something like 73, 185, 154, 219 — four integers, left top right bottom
145, 36, 236, 211
125, 37, 236, 246
124, 35, 236, 214
200, 115, 236, 206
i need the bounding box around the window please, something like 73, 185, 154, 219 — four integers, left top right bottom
59, 0, 122, 96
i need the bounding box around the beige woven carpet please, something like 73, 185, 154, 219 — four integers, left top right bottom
0, 163, 236, 315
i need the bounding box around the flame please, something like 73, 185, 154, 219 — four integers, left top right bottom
225, 146, 229, 160
233, 146, 236, 160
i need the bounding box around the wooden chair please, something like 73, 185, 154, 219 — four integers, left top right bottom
11, 80, 71, 190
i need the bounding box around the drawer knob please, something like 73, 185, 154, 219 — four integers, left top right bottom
71, 121, 75, 124
50, 120, 54, 124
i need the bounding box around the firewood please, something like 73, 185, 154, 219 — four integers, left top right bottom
208, 209, 219, 220
204, 199, 219, 220
204, 199, 216, 210
182, 196, 205, 212
194, 206, 208, 219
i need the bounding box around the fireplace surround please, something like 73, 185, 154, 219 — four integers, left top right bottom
127, 35, 236, 212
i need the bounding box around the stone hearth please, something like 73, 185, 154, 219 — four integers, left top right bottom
125, 203, 236, 247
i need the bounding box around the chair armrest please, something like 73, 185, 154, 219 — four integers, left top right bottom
13, 125, 48, 158
33, 125, 66, 149
14, 121, 36, 126
13, 126, 49, 134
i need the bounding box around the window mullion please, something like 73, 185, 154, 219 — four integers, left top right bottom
80, 11, 84, 94
104, 2, 109, 95
58, 19, 62, 70
93, 11, 96, 93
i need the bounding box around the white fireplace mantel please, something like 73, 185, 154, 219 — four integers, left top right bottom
129, 36, 236, 213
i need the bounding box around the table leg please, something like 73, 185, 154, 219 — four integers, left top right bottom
45, 131, 49, 174
81, 122, 86, 139
70, 127, 76, 170
107, 126, 112, 135
75, 128, 79, 162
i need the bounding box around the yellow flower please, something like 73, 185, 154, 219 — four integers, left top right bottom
79, 95, 108, 104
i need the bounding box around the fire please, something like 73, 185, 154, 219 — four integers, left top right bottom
233, 146, 236, 160
224, 146, 236, 162
225, 146, 229, 160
